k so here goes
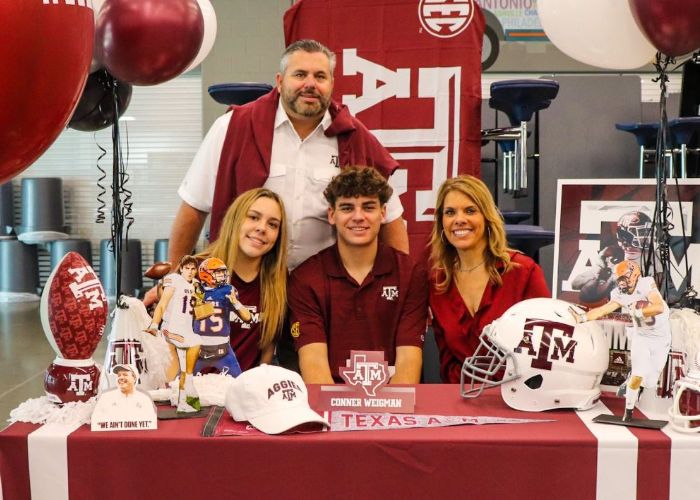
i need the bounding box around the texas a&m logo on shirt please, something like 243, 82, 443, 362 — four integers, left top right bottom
513, 319, 577, 370
381, 286, 399, 301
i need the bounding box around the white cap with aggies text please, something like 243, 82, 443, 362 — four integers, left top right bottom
225, 364, 329, 434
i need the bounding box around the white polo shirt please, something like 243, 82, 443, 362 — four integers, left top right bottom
178, 100, 403, 269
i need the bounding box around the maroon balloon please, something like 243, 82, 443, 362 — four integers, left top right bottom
0, 1, 94, 184
95, 0, 204, 86
629, 0, 700, 57
45, 361, 101, 404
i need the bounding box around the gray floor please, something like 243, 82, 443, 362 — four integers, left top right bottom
0, 302, 108, 430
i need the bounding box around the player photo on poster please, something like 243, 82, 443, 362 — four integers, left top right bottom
553, 179, 700, 308
553, 180, 700, 389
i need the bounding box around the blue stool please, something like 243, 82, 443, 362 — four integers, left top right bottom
208, 83, 273, 106
482, 80, 559, 224
501, 211, 530, 224
153, 238, 169, 264
615, 122, 659, 178
669, 117, 700, 178
505, 224, 554, 259
489, 79, 560, 126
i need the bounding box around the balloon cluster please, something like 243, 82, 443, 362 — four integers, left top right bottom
0, 1, 93, 184
71, 0, 218, 131
0, 0, 217, 184
537, 0, 700, 70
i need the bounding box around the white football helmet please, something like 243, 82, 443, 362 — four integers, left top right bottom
668, 309, 700, 432
668, 374, 700, 433
461, 298, 609, 412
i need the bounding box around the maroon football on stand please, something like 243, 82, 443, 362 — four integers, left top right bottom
40, 252, 108, 359
45, 359, 101, 404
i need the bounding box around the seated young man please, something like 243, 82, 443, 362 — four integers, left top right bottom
288, 166, 427, 384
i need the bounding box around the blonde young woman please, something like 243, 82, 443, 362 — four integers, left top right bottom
429, 175, 550, 383
195, 188, 288, 372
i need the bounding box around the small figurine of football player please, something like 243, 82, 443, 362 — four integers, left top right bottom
145, 255, 202, 413
193, 258, 251, 377
570, 260, 671, 422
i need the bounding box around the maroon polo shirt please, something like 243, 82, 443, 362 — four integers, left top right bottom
429, 252, 550, 383
229, 272, 263, 372
289, 244, 428, 382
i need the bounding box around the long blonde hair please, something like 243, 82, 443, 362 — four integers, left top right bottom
430, 175, 516, 292
198, 188, 288, 349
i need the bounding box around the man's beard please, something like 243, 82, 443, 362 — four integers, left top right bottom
285, 89, 330, 118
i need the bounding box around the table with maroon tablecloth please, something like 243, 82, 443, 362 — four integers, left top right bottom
1, 385, 699, 500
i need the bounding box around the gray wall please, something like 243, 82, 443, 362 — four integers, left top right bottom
201, 0, 292, 130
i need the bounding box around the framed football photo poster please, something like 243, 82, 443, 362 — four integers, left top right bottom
553, 179, 700, 390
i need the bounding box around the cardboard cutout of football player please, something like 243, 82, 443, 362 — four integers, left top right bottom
570, 260, 671, 422
571, 210, 651, 304
91, 364, 157, 431
146, 255, 202, 413
193, 258, 252, 377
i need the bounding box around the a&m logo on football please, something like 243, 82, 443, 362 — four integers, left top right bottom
67, 264, 106, 311
514, 319, 577, 370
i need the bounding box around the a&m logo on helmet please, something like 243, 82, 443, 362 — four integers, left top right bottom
418, 0, 475, 38
513, 319, 577, 370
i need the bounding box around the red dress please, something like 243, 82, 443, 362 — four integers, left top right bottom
429, 252, 550, 383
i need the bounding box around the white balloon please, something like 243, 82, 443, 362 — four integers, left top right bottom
91, 0, 106, 22
89, 0, 108, 72
184, 0, 217, 73
537, 0, 656, 70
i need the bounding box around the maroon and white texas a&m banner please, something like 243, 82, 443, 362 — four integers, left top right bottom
284, 0, 484, 250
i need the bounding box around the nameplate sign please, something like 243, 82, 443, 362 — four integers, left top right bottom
317, 351, 415, 414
